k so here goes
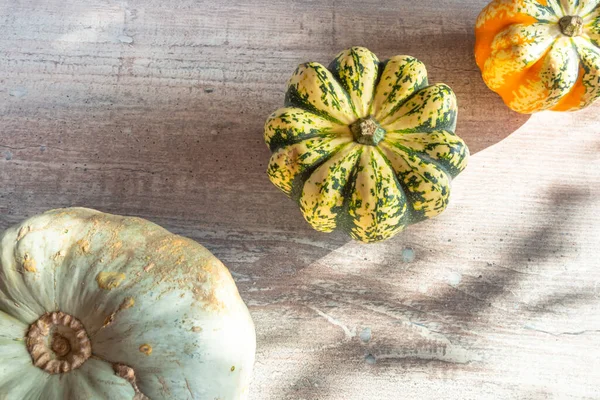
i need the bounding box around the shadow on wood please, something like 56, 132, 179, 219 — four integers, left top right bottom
406, 32, 532, 155
245, 182, 596, 399
403, 183, 591, 323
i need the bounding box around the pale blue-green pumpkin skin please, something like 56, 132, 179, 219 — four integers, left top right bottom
0, 208, 256, 400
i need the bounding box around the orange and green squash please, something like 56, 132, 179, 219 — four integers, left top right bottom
264, 47, 469, 243
0, 208, 255, 399
475, 0, 600, 113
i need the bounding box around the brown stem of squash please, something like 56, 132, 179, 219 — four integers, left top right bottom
350, 117, 386, 146
559, 15, 584, 37
25, 312, 92, 374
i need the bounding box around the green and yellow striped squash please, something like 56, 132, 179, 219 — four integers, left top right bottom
475, 0, 600, 113
264, 47, 469, 243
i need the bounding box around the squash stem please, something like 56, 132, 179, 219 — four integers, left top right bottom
559, 15, 584, 37
350, 117, 386, 146
25, 312, 92, 374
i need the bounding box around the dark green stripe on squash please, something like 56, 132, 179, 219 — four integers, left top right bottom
384, 84, 456, 133
334, 147, 364, 235
328, 47, 380, 117
288, 142, 351, 203
267, 129, 329, 153
339, 148, 411, 242
284, 83, 344, 125
372, 147, 424, 225
376, 57, 429, 120
417, 137, 467, 178
381, 143, 452, 223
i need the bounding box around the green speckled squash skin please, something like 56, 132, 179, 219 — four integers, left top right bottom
0, 208, 255, 399
265, 47, 469, 243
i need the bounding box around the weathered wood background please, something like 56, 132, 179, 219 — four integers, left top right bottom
1, 0, 599, 398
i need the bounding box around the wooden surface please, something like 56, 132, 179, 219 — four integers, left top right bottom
1, 0, 599, 399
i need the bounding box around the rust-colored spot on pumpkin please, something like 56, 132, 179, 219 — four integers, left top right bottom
121, 297, 135, 309
78, 239, 91, 253
139, 344, 152, 356
102, 313, 115, 328
111, 241, 123, 252
191, 326, 202, 333
103, 315, 113, 327
53, 250, 65, 260
96, 272, 126, 290
191, 283, 226, 312
102, 297, 135, 328
23, 254, 37, 273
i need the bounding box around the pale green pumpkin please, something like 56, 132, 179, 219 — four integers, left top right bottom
0, 208, 255, 399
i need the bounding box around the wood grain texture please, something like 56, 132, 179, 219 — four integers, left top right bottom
1, 0, 599, 399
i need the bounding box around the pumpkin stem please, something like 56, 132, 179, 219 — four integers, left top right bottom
350, 117, 386, 146
559, 16, 584, 37
25, 312, 92, 374
51, 332, 72, 357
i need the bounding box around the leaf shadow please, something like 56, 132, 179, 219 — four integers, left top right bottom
377, 184, 592, 323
